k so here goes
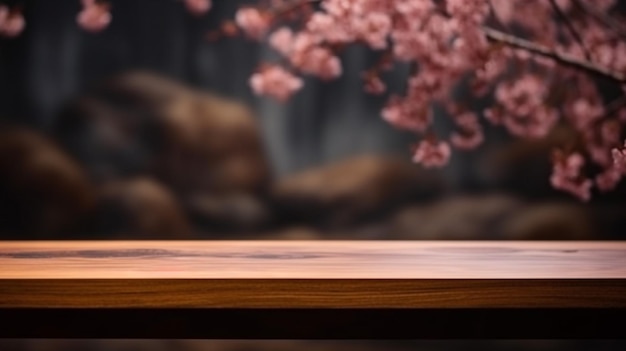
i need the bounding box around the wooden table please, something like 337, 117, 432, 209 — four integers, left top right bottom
0, 241, 625, 339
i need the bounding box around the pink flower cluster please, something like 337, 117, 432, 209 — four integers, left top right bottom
249, 64, 303, 102
77, 0, 111, 33
381, 95, 432, 133
235, 8, 271, 39
307, 0, 393, 50
269, 28, 342, 80
450, 112, 484, 150
362, 73, 385, 95
490, 75, 559, 139
412, 139, 452, 168
613, 142, 626, 173
595, 141, 626, 192
184, 0, 212, 16
0, 5, 25, 38
550, 151, 593, 202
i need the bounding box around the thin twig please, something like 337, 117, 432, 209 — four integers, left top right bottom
548, 0, 592, 60
482, 26, 626, 83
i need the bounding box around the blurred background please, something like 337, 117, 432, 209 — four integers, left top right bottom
1, 0, 625, 350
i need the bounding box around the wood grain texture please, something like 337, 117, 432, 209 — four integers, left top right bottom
1, 241, 625, 338
1, 240, 626, 279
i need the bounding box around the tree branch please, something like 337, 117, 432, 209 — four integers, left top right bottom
548, 0, 592, 60
266, 1, 625, 84
482, 26, 626, 83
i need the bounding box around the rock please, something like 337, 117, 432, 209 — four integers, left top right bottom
0, 126, 96, 239
271, 155, 445, 230
500, 202, 593, 240
186, 192, 272, 235
387, 194, 524, 240
94, 177, 192, 239
477, 124, 582, 199
52, 71, 272, 232
384, 194, 594, 240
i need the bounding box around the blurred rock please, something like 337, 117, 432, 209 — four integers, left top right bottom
94, 177, 192, 239
384, 195, 594, 240
271, 155, 445, 230
52, 71, 272, 233
186, 192, 272, 235
0, 126, 96, 239
500, 202, 593, 240
478, 124, 582, 199
387, 194, 523, 240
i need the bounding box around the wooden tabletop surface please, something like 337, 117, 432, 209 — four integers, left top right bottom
2, 240, 626, 279
1, 240, 625, 339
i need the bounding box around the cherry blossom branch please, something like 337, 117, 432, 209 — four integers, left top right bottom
572, 0, 626, 40
548, 0, 591, 60
265, 0, 624, 85
482, 26, 626, 83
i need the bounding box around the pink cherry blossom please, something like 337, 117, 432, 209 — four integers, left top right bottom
493, 75, 559, 138
593, 139, 626, 192
77, 0, 111, 33
412, 139, 452, 168
566, 97, 604, 130
249, 64, 303, 102
0, 5, 25, 38
381, 95, 431, 132
490, 0, 514, 23
355, 12, 392, 49
235, 7, 270, 40
550, 151, 593, 202
290, 45, 342, 80
450, 112, 484, 150
184, 0, 212, 16
306, 12, 354, 44
269, 27, 294, 56
612, 141, 626, 174
363, 74, 386, 95
595, 167, 622, 192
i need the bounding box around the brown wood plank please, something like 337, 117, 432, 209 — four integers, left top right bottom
1, 241, 625, 279
0, 241, 625, 339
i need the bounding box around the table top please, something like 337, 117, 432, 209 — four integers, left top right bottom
1, 240, 625, 339
1, 240, 625, 279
